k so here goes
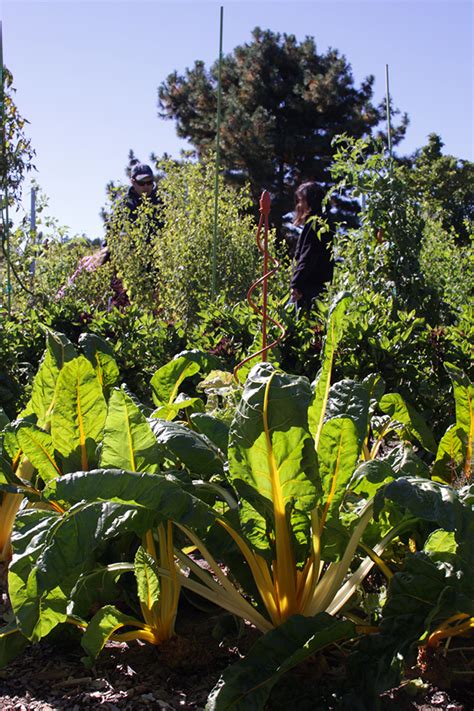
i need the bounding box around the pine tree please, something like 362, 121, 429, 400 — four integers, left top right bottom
158, 27, 407, 233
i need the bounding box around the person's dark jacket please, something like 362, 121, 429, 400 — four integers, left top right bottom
125, 186, 163, 229
290, 214, 333, 307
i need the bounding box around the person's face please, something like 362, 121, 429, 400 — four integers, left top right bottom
132, 176, 154, 196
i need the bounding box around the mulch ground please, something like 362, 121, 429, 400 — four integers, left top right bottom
0, 579, 472, 710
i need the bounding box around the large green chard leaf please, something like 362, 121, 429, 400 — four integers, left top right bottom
228, 363, 318, 533
206, 613, 356, 711
9, 509, 69, 641
151, 393, 204, 421
79, 333, 120, 394
100, 388, 163, 473
149, 419, 224, 477
34, 500, 157, 594
191, 412, 229, 456
23, 330, 77, 427
134, 546, 160, 617
445, 362, 474, 435
51, 356, 107, 472
375, 476, 474, 566
81, 605, 143, 667
308, 292, 350, 443
379, 393, 437, 454
69, 563, 132, 619
318, 417, 360, 521
324, 379, 369, 449
445, 362, 473, 478
15, 422, 62, 484
47, 469, 215, 536
150, 351, 202, 407
432, 425, 467, 483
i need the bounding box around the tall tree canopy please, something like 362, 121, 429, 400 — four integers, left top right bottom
158, 27, 408, 232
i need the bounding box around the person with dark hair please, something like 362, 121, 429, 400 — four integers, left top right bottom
290, 181, 333, 308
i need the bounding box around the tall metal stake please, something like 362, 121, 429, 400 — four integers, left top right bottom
385, 64, 393, 159
0, 22, 11, 316
211, 6, 224, 298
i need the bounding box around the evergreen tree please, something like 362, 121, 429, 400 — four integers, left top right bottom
158, 27, 408, 234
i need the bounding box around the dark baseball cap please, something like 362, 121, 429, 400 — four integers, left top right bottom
131, 163, 154, 181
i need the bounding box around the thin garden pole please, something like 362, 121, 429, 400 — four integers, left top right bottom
0, 22, 11, 316
212, 5, 224, 299
29, 187, 37, 289
385, 63, 393, 159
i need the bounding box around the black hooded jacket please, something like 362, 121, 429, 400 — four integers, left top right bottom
290, 215, 333, 306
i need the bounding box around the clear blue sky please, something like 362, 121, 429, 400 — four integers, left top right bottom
2, 0, 473, 240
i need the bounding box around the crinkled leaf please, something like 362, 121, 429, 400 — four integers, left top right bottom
149, 419, 224, 477
351, 459, 396, 497
190, 413, 229, 456
51, 356, 107, 472
375, 476, 474, 566
34, 500, 157, 594
100, 388, 162, 473
206, 612, 356, 711
9, 509, 68, 641
384, 444, 430, 478
379, 393, 437, 454
318, 417, 360, 520
325, 379, 369, 449
424, 530, 457, 562
361, 373, 386, 406
47, 469, 215, 537
445, 362, 474, 434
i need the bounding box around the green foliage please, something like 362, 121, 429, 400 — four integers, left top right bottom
328, 136, 473, 437
104, 155, 260, 323
0, 68, 36, 204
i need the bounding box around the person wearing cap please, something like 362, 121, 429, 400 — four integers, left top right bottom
126, 162, 162, 222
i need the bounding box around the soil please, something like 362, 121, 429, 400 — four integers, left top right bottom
1, 578, 472, 710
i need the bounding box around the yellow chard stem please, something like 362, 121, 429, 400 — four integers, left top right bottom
263, 375, 297, 621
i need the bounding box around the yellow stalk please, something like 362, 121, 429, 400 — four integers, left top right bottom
0, 455, 35, 562
370, 421, 391, 460
319, 431, 344, 536
358, 541, 393, 580
175, 522, 275, 628
362, 441, 371, 461
76, 375, 89, 471
262, 375, 297, 620
217, 517, 280, 625
426, 614, 474, 647
314, 318, 336, 451
307, 503, 374, 616
464, 389, 473, 479
171, 550, 272, 632
0, 493, 24, 561
112, 627, 160, 645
